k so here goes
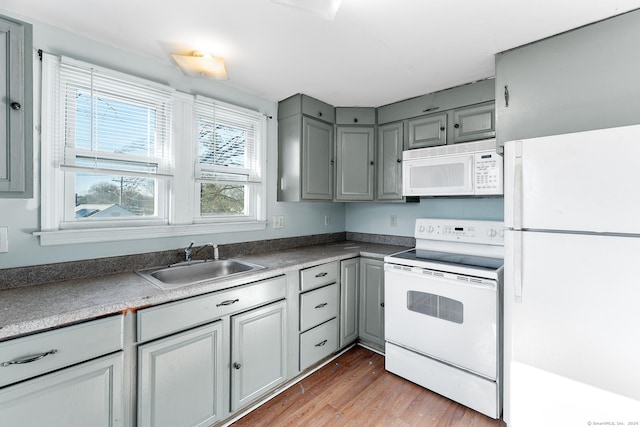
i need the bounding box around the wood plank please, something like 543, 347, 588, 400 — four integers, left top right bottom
230, 346, 506, 427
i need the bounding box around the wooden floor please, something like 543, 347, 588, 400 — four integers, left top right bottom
231, 345, 506, 427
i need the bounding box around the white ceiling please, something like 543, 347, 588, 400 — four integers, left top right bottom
4, 0, 640, 107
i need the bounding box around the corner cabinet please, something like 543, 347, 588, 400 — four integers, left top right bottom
340, 257, 360, 347
358, 258, 385, 352
0, 15, 33, 198
277, 94, 335, 201
335, 126, 375, 201
0, 316, 124, 427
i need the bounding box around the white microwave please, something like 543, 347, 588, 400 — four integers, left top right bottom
402, 140, 503, 197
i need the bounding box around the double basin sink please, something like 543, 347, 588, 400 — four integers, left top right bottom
137, 259, 265, 290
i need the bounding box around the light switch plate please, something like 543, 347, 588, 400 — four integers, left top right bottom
273, 215, 284, 229
0, 227, 8, 253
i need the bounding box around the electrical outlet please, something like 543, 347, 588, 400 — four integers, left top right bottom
273, 215, 284, 229
390, 215, 398, 227
324, 215, 331, 227
0, 227, 8, 253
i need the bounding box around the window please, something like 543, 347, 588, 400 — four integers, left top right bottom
194, 97, 265, 222
46, 55, 173, 229
38, 54, 267, 246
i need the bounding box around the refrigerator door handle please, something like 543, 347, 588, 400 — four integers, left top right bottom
513, 141, 524, 230
513, 231, 523, 303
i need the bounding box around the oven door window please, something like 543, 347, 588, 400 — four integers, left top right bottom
407, 290, 464, 324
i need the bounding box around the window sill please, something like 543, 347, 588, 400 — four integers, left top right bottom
33, 221, 268, 246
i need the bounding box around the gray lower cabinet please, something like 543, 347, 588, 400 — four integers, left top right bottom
377, 121, 404, 200
0, 315, 124, 426
0, 353, 124, 426
0, 14, 33, 198
231, 300, 287, 411
339, 257, 359, 347
358, 258, 385, 351
335, 126, 375, 201
138, 322, 223, 427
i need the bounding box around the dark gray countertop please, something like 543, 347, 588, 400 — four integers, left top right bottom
0, 241, 408, 341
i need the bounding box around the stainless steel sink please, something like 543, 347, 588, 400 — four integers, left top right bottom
137, 259, 265, 290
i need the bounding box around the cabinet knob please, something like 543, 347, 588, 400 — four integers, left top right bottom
353, 118, 358, 123
380, 302, 385, 308
233, 362, 242, 369
318, 111, 323, 117
10, 102, 21, 111
397, 159, 401, 163
440, 126, 445, 131
330, 160, 334, 165
370, 161, 374, 165
453, 123, 460, 129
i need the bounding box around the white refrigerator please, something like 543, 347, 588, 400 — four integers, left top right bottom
503, 125, 640, 426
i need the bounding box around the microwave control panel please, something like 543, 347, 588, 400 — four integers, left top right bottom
474, 151, 503, 195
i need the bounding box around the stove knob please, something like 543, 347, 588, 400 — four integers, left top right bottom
487, 228, 497, 238
427, 225, 434, 233
418, 225, 425, 233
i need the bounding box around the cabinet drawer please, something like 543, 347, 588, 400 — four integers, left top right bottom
335, 107, 376, 125
0, 315, 123, 388
300, 283, 339, 332
137, 275, 286, 343
300, 261, 338, 291
300, 318, 338, 370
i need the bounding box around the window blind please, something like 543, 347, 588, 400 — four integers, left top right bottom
58, 57, 174, 177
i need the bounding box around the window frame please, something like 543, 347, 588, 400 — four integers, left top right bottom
36, 54, 267, 246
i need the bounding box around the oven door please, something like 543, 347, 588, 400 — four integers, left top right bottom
384, 264, 499, 380
402, 153, 474, 196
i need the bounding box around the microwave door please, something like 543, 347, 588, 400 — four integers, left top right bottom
403, 154, 474, 196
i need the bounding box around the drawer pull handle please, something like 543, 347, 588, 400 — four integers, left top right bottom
315, 302, 328, 309
315, 272, 328, 278
216, 299, 239, 307
315, 340, 328, 347
2, 349, 58, 367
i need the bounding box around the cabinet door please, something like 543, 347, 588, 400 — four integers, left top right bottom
377, 121, 404, 200
138, 321, 223, 427
406, 113, 447, 149
340, 258, 360, 347
359, 258, 385, 351
335, 126, 375, 201
0, 353, 123, 427
231, 300, 286, 411
0, 16, 33, 198
301, 117, 334, 200
449, 101, 495, 144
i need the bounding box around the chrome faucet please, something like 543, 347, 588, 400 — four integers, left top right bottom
195, 243, 219, 261
184, 242, 195, 262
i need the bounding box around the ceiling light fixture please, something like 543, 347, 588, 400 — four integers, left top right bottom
171, 50, 229, 80
272, 0, 343, 20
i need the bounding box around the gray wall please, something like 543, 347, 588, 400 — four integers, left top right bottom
0, 9, 345, 269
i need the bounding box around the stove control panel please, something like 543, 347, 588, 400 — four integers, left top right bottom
415, 218, 504, 245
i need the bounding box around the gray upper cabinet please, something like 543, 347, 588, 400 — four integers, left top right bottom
376, 121, 404, 200
278, 94, 334, 201
335, 125, 375, 201
449, 101, 495, 144
495, 9, 640, 152
406, 112, 447, 149
0, 15, 33, 198
377, 78, 495, 125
